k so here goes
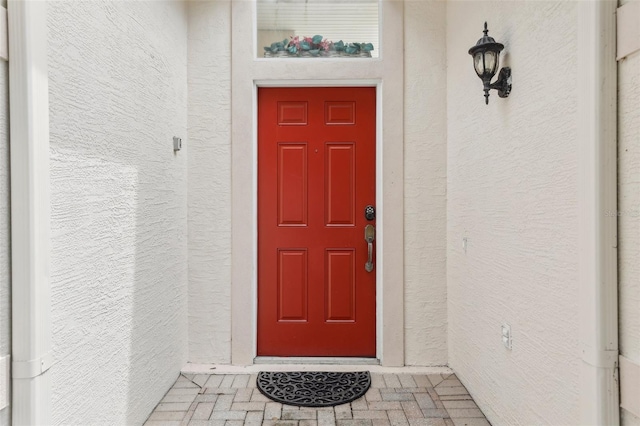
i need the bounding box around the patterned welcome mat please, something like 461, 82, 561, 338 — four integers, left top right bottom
256, 371, 371, 407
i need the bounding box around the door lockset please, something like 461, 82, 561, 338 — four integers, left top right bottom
364, 205, 375, 221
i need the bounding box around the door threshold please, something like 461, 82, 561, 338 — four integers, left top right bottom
254, 357, 380, 366
182, 362, 453, 375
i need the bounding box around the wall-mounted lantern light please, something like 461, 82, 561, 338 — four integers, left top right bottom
468, 22, 512, 105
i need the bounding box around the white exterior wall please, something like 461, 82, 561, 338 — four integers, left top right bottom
187, 0, 448, 366
0, 45, 9, 426
404, 1, 448, 366
446, 2, 581, 424
187, 0, 232, 364
47, 2, 188, 424
618, 0, 640, 422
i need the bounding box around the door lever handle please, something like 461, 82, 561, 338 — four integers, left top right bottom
364, 225, 375, 272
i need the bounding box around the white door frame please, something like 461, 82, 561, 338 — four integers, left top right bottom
253, 81, 383, 361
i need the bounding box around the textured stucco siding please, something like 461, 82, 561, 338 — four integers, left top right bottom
446, 2, 580, 425
47, 2, 188, 424
620, 408, 640, 426
187, 1, 232, 364
624, 409, 640, 426
618, 15, 640, 425
403, 1, 448, 366
0, 54, 9, 426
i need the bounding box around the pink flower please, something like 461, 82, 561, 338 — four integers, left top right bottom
287, 35, 336, 51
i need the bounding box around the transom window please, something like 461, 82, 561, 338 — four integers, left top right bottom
257, 0, 380, 58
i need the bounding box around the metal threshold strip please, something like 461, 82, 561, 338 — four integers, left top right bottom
254, 357, 380, 366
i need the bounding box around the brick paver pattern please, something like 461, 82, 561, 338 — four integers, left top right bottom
144, 373, 491, 426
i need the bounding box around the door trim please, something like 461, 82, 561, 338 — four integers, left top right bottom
235, 80, 394, 364
231, 0, 404, 366
231, 79, 404, 366
254, 81, 384, 362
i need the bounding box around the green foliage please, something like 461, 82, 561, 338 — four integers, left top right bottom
300, 40, 311, 51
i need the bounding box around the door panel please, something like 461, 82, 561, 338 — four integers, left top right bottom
325, 143, 355, 226
325, 249, 356, 322
278, 143, 308, 226
277, 249, 308, 322
258, 87, 376, 357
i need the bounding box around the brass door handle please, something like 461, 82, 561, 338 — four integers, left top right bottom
364, 224, 375, 272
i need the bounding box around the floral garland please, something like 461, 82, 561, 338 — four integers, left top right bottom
264, 35, 374, 57
288, 35, 331, 55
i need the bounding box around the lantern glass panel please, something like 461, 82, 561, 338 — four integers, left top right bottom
473, 52, 484, 76
484, 50, 498, 76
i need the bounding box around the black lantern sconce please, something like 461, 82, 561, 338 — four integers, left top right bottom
468, 22, 512, 105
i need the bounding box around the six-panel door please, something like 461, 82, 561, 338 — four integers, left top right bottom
257, 87, 376, 357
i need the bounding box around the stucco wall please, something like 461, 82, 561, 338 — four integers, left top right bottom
446, 2, 581, 424
403, 0, 448, 366
618, 0, 640, 421
47, 2, 188, 424
0, 51, 9, 426
187, 0, 232, 364
625, 409, 640, 426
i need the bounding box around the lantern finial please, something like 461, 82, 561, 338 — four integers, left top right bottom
483, 22, 488, 36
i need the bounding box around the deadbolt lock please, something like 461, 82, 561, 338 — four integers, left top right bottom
364, 205, 375, 221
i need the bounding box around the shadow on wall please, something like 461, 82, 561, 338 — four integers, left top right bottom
47, 1, 188, 424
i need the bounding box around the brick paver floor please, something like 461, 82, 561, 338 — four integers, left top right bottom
144, 372, 490, 426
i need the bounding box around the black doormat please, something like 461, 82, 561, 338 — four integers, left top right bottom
256, 371, 371, 407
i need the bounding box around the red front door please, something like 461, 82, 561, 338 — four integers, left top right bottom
257, 87, 376, 357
